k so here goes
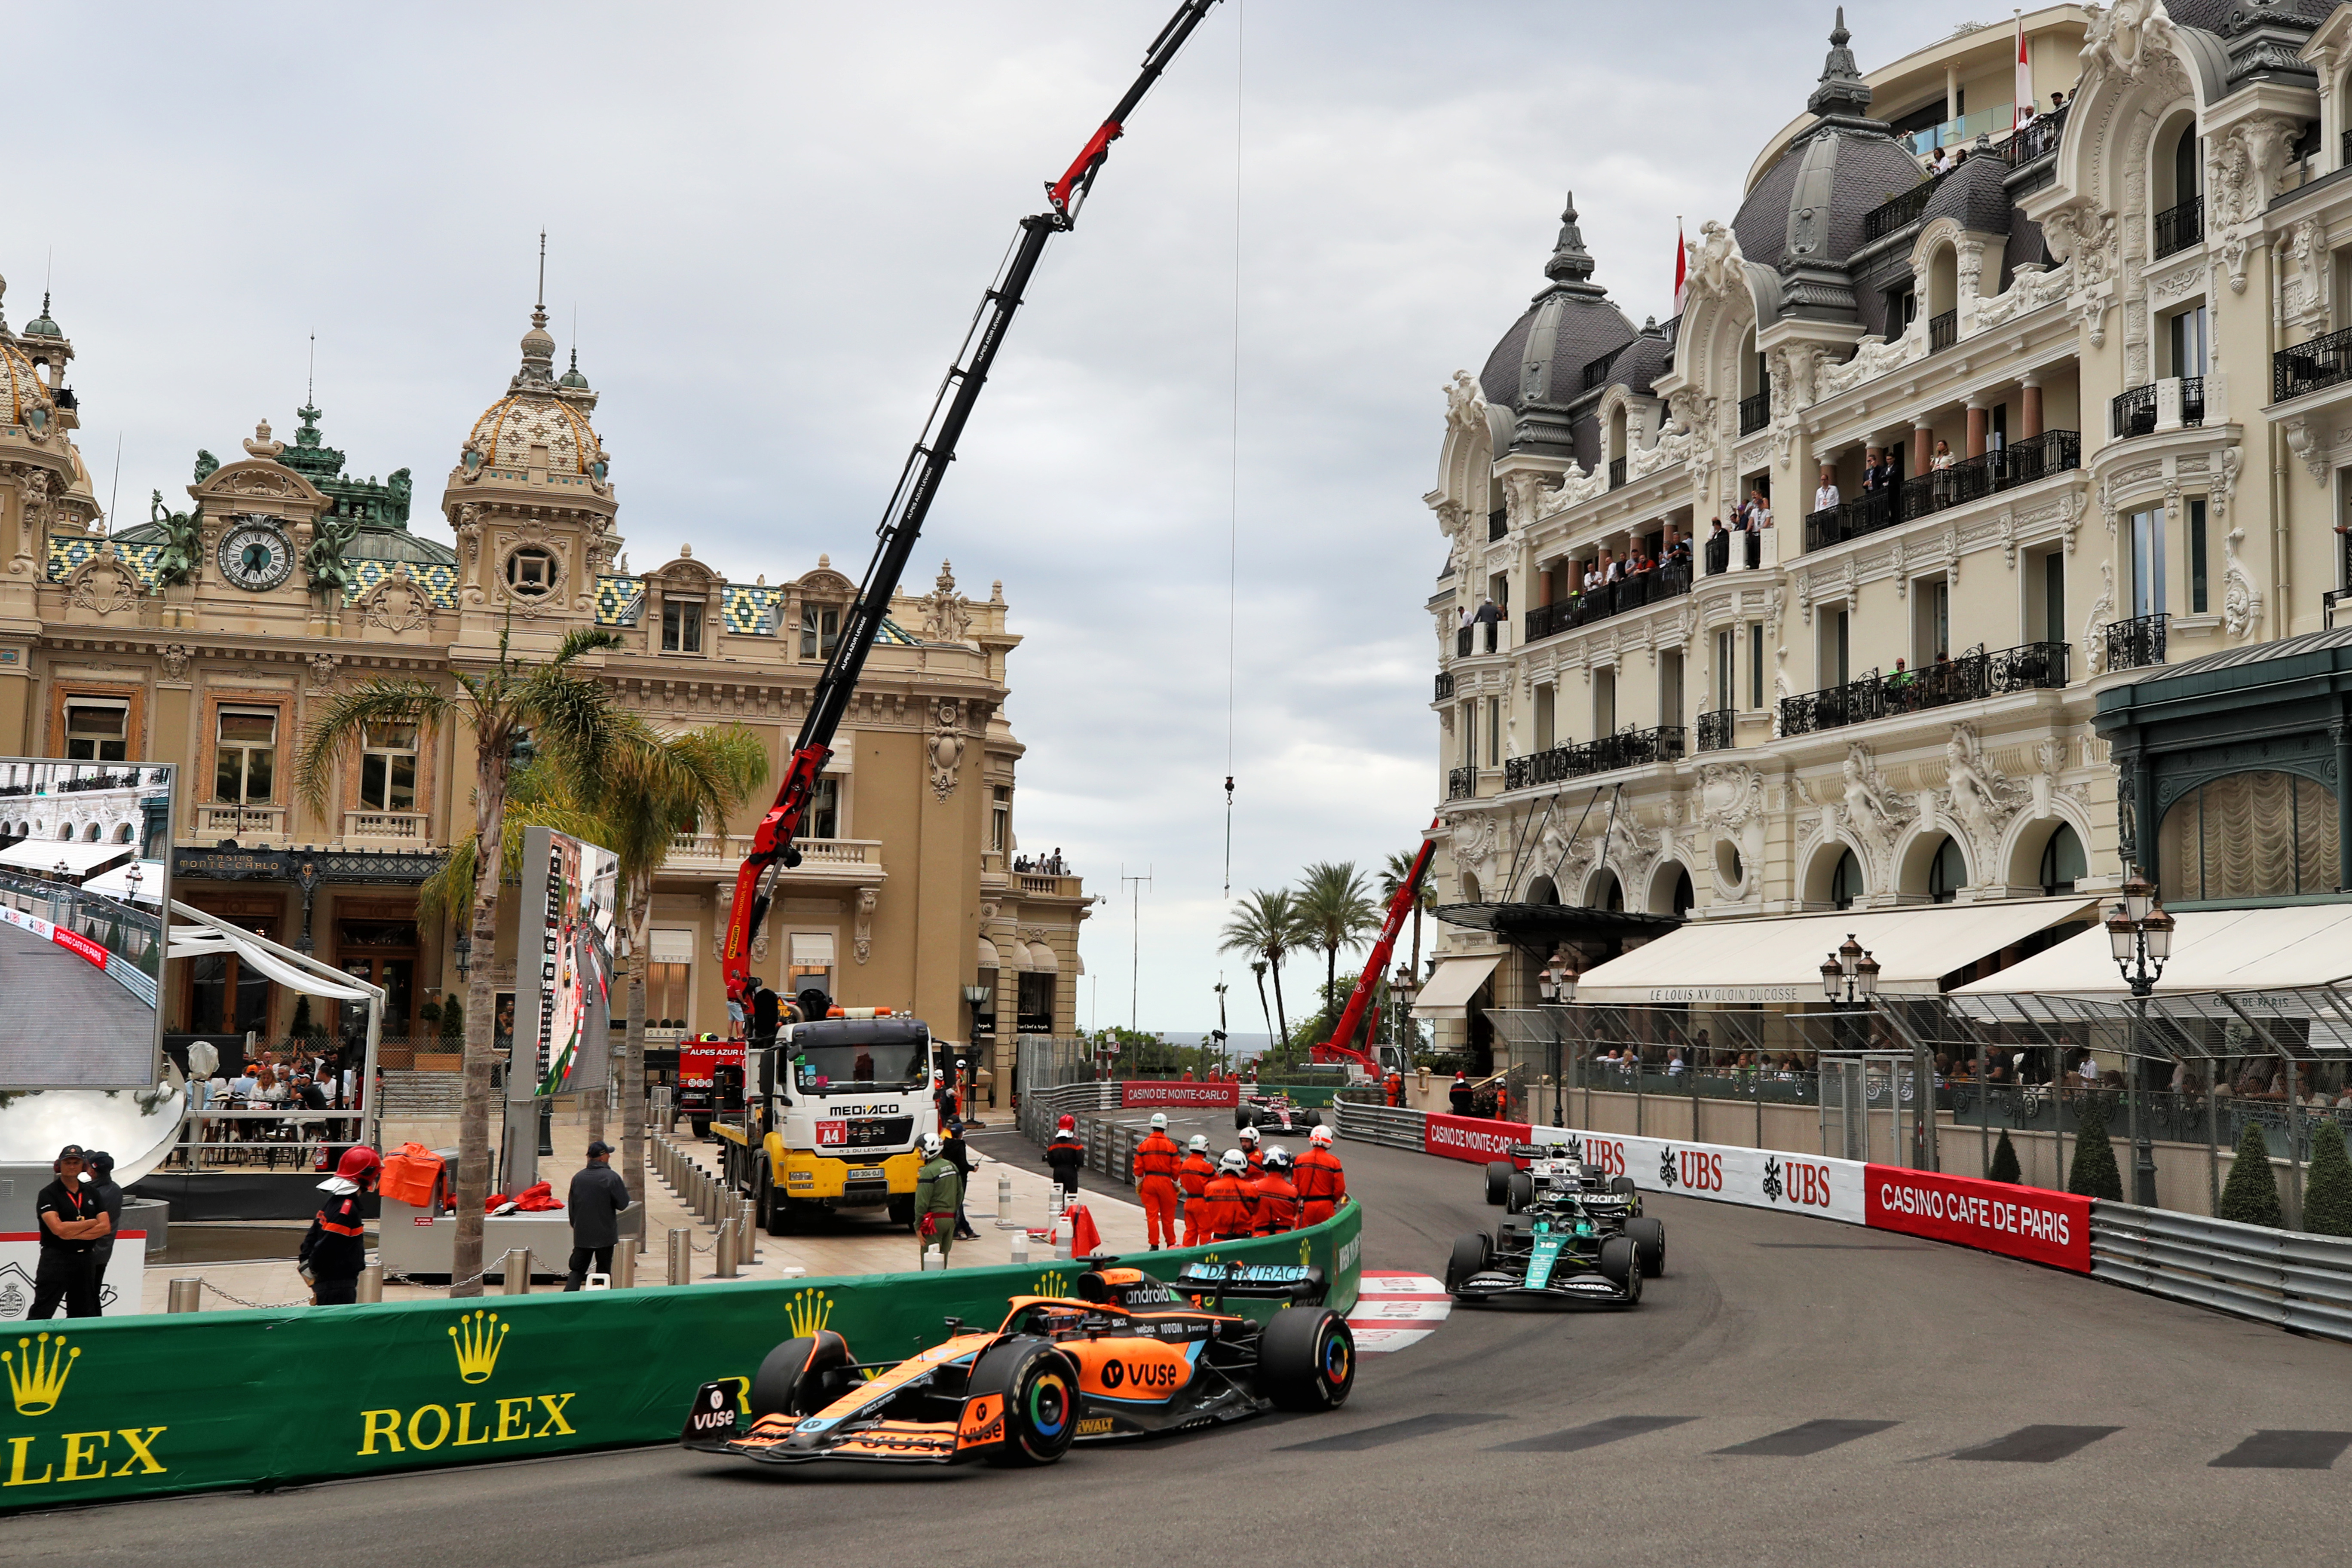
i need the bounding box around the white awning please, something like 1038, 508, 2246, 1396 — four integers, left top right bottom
0, 839, 136, 879
1954, 903, 2352, 1000
790, 932, 836, 969
977, 935, 1001, 971
165, 925, 374, 1001
648, 928, 696, 964
82, 859, 164, 906
1027, 941, 1059, 974
1413, 954, 1501, 1020
1571, 898, 2098, 1004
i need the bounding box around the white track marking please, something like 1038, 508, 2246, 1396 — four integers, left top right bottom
1349, 1271, 1451, 1353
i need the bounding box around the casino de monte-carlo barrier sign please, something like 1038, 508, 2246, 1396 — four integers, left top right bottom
0, 1204, 1360, 1507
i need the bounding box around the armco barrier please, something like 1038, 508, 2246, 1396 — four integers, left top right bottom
2090, 1201, 2352, 1341
0, 1203, 1358, 1510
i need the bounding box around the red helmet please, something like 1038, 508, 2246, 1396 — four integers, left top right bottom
336, 1145, 383, 1185
1057, 1115, 1075, 1132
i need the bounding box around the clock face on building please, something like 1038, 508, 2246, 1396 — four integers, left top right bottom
216, 521, 294, 591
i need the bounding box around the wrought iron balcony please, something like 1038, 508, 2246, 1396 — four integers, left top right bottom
1488, 507, 1508, 542
1457, 620, 1503, 657
2112, 383, 2157, 438
1502, 725, 1687, 791
1928, 309, 1958, 354
1861, 172, 1946, 244
1434, 671, 1454, 701
2274, 323, 2352, 403
1703, 531, 1730, 576
2003, 104, 2068, 166
2182, 375, 2204, 426
1776, 640, 2071, 737
2104, 613, 2167, 673
2153, 195, 2203, 259
1696, 708, 1736, 753
1448, 765, 1476, 801
1737, 390, 1770, 436
1522, 558, 1691, 644
1607, 456, 1627, 490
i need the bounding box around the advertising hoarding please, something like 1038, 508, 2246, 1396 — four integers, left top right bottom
514, 826, 619, 1096
0, 757, 174, 1090
1120, 1081, 1241, 1109
1524, 1124, 1867, 1226
1863, 1163, 2091, 1271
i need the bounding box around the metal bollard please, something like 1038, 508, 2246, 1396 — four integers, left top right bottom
698, 1170, 715, 1223
615, 1240, 636, 1288
714, 1217, 738, 1279
1054, 1235, 1073, 1261
738, 1198, 759, 1264
1009, 1231, 1029, 1265
357, 1263, 384, 1303
995, 1173, 1020, 1229
167, 1278, 203, 1314
501, 1248, 533, 1295
668, 1227, 692, 1286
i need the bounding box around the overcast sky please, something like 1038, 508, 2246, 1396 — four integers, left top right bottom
25, 2, 1979, 1032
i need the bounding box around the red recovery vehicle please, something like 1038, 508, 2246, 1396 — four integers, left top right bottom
718, 0, 1226, 1012
1309, 820, 1439, 1084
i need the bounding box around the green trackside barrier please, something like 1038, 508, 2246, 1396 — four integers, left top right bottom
0, 1202, 1360, 1510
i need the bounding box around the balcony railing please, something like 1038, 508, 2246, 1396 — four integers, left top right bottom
193, 804, 287, 839
1696, 708, 1736, 753
1607, 456, 1627, 490
1522, 559, 1692, 644
1502, 725, 1687, 791
1776, 641, 2071, 737
2104, 613, 2168, 673
58, 771, 142, 793
2153, 195, 2203, 259
1737, 390, 1770, 436
1703, 531, 1730, 576
2112, 383, 2157, 438
1448, 766, 1476, 801
2003, 104, 2068, 166
1928, 309, 1958, 354
1434, 671, 1454, 701
2274, 323, 2352, 403
2181, 375, 2204, 426
1861, 172, 1946, 244
1457, 620, 1503, 657
2343, 126, 2351, 169
1488, 507, 1508, 542
342, 811, 430, 843
668, 832, 885, 871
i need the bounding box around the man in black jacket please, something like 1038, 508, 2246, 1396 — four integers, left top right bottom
31, 1145, 109, 1319
1044, 1115, 1085, 1198
300, 1146, 379, 1306
565, 1141, 634, 1290
83, 1150, 124, 1294
942, 1124, 978, 1240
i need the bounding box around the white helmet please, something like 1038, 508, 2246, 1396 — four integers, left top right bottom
1237, 1124, 1260, 1145
1188, 1134, 1210, 1152
919, 1132, 942, 1158
1149, 1112, 1168, 1130
1310, 1124, 1334, 1146
1219, 1148, 1247, 1173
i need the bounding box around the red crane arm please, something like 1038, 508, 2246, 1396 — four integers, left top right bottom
1311, 819, 1441, 1074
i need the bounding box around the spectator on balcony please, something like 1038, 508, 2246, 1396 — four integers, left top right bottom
1926, 145, 1949, 175
1743, 484, 1773, 530
1862, 448, 1897, 494
1930, 439, 1956, 506
1662, 529, 1692, 591
2049, 90, 2065, 111
1473, 596, 1502, 651
1623, 544, 1654, 606
1814, 467, 1841, 514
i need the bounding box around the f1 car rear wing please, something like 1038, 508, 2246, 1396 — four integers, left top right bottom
1169, 1260, 1329, 1308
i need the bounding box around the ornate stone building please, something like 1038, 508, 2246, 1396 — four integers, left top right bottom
1422, 3, 2352, 1063
0, 285, 1087, 1096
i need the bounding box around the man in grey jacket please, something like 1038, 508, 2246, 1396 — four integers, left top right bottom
564, 1140, 634, 1291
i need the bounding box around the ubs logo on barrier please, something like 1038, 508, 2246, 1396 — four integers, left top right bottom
356, 1312, 577, 1457
1762, 1155, 1837, 1210
1660, 1148, 1724, 1192
1, 1333, 169, 1490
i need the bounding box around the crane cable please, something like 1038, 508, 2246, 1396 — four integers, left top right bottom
1222, 0, 1243, 902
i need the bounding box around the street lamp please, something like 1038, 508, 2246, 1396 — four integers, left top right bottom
1534, 949, 1577, 1126
2106, 867, 2173, 1206
453, 928, 473, 980
1820, 933, 1880, 1007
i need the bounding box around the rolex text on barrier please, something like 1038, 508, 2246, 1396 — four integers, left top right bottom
0, 1203, 1357, 1509
1863, 1165, 2091, 1272
1423, 1112, 1533, 1163
1119, 1081, 1241, 1109
1524, 1127, 1867, 1226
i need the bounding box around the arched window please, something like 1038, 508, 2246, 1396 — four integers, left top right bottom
1830, 847, 1863, 911
2174, 121, 2200, 205
2038, 823, 2086, 896
114, 823, 135, 844
2159, 771, 2340, 901
1526, 875, 1559, 906
1666, 866, 1694, 918
57, 824, 72, 841
1926, 834, 1966, 904
84, 823, 101, 842
1589, 869, 1623, 912
1459, 871, 1482, 903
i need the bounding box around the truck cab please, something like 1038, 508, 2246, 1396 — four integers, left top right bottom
718, 1014, 941, 1234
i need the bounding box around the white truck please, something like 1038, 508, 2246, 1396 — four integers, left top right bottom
714, 1013, 942, 1234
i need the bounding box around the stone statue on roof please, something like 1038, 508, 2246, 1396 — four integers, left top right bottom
151, 490, 202, 586
305, 510, 363, 597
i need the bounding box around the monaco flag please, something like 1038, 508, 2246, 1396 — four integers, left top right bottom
1672, 218, 1687, 316
2015, 18, 2032, 127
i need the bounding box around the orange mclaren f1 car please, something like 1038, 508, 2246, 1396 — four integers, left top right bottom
677, 1259, 1355, 1468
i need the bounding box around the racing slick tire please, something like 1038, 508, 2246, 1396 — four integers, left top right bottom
1504, 1171, 1535, 1214
969, 1337, 1082, 1467
1483, 1160, 1514, 1207
1597, 1235, 1642, 1303
749, 1330, 857, 1420
1259, 1307, 1355, 1412
1626, 1216, 1666, 1279
1445, 1231, 1491, 1291
1234, 1108, 1256, 1131
1302, 1106, 1325, 1129
1609, 1175, 1638, 1199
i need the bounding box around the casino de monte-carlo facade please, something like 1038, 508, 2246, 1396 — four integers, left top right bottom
0, 284, 1086, 1090
1418, 3, 2352, 1069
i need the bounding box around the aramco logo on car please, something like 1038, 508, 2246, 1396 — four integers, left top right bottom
356, 1311, 578, 1456
3, 1332, 169, 1490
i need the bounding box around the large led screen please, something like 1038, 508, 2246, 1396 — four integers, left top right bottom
0, 757, 174, 1090
514, 824, 619, 1096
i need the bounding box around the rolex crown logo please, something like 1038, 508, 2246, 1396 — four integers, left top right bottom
1033, 1269, 1070, 1300
448, 1309, 508, 1385
5, 1332, 78, 1416
1297, 1237, 1311, 1268
785, 1288, 833, 1339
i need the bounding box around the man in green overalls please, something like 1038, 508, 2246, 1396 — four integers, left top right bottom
912, 1131, 963, 1267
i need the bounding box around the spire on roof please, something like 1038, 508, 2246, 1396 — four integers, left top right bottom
1807, 6, 1874, 120
1545, 192, 1596, 286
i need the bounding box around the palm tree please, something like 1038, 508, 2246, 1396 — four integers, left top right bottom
1220, 889, 1302, 1050
1296, 860, 1381, 1007
1378, 848, 1436, 991
296, 623, 635, 1298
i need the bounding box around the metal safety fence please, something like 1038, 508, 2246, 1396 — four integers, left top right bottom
2090, 1201, 2352, 1344
1328, 1089, 1427, 1152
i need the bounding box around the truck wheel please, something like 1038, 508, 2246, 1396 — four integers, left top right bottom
1445, 1231, 1491, 1291
887, 1194, 915, 1227
690, 1116, 711, 1139
1484, 1160, 1513, 1206
1504, 1172, 1534, 1214
769, 1195, 804, 1236
1626, 1217, 1666, 1279
970, 1338, 1081, 1466
749, 1330, 856, 1420
1259, 1308, 1354, 1412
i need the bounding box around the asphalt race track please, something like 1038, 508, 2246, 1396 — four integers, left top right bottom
19, 1121, 2352, 1568
0, 918, 153, 1087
